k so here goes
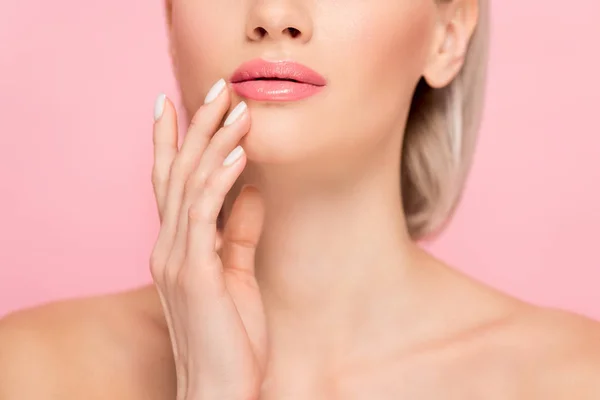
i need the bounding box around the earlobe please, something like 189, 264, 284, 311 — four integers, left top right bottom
422, 0, 479, 89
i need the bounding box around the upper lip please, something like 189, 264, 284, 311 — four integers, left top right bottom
230, 59, 327, 86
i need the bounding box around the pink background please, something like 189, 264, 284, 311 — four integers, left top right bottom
1, 1, 599, 318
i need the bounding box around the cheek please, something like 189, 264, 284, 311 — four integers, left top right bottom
170, 1, 241, 111
326, 3, 435, 111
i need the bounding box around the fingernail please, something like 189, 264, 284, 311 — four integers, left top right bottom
154, 93, 166, 121
224, 102, 247, 126
204, 78, 226, 104
223, 145, 245, 166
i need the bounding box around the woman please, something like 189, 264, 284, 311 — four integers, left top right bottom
1, 0, 600, 398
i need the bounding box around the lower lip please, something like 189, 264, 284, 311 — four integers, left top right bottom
230, 80, 325, 102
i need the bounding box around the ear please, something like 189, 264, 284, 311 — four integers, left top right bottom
423, 0, 479, 89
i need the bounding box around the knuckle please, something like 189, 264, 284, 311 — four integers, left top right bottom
187, 202, 205, 223
183, 173, 203, 198
189, 192, 218, 224
176, 266, 194, 292
188, 106, 206, 130
149, 250, 166, 282
185, 170, 208, 194
151, 167, 168, 189
204, 170, 220, 190
170, 157, 193, 181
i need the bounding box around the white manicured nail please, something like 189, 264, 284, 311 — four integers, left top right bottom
223, 145, 245, 166
204, 78, 227, 104
154, 93, 166, 121
224, 102, 247, 126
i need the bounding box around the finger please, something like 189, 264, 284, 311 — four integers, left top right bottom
171, 101, 250, 261
169, 100, 250, 275
152, 93, 178, 222
185, 101, 249, 197
185, 146, 248, 287
153, 79, 230, 257
163, 79, 230, 231
221, 185, 265, 277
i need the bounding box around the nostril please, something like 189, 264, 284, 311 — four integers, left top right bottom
254, 27, 267, 38
286, 27, 301, 38
251, 26, 302, 40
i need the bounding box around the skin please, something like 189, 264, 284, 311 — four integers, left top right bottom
1, 0, 600, 399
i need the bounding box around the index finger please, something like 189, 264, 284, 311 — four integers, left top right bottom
152, 93, 179, 221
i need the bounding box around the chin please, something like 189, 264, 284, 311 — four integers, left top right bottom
241, 126, 310, 166
240, 106, 320, 165
241, 118, 376, 185
234, 95, 381, 174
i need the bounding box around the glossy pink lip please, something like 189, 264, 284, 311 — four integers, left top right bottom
230, 59, 326, 102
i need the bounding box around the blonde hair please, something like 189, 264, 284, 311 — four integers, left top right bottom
402, 0, 490, 240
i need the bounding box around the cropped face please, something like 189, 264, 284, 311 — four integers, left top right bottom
166, 0, 475, 171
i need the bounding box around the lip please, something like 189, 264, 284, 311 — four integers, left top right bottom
229, 59, 327, 102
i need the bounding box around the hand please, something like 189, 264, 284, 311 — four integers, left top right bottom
149, 82, 267, 400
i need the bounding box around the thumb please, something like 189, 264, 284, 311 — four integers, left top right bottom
221, 184, 265, 275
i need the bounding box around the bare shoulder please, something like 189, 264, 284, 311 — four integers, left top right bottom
0, 286, 175, 400
502, 305, 600, 398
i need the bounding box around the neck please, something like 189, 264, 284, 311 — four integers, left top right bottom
254, 163, 413, 320
229, 139, 435, 371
